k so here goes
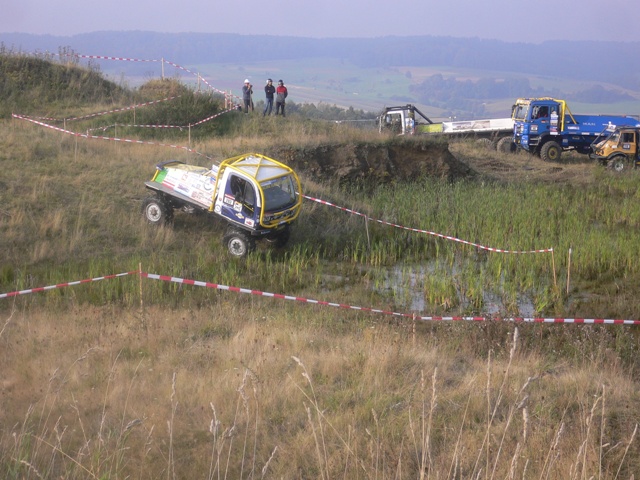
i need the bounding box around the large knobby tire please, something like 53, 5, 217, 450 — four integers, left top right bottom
496, 136, 516, 154
223, 229, 256, 258
607, 155, 632, 172
540, 141, 561, 162
142, 196, 172, 224
475, 137, 494, 150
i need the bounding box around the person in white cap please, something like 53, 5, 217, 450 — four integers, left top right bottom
242, 79, 253, 113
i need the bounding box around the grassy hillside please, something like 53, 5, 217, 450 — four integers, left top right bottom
2, 55, 640, 479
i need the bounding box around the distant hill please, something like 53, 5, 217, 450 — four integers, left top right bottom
2, 32, 639, 118
2, 32, 639, 89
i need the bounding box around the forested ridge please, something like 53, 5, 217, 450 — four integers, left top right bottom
2, 32, 639, 91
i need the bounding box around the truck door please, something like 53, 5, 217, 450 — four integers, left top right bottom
217, 173, 260, 229
383, 111, 404, 134
620, 130, 635, 153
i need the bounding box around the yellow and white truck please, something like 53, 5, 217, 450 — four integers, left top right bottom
143, 153, 303, 257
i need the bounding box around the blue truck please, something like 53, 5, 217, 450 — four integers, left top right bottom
512, 98, 640, 161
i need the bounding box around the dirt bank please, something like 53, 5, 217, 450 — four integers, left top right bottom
269, 139, 596, 185
270, 140, 474, 183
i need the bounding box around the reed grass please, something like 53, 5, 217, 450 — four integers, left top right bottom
4, 116, 640, 320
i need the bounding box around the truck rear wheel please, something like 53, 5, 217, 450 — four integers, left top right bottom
223, 229, 256, 258
540, 141, 561, 162
142, 196, 172, 224
607, 155, 632, 172
496, 136, 516, 153
475, 138, 494, 149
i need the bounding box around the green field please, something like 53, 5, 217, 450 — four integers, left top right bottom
107, 56, 638, 122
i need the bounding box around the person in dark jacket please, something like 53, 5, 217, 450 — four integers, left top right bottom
275, 80, 288, 117
263, 79, 275, 116
242, 79, 253, 113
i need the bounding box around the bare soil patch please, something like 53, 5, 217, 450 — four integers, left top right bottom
270, 141, 473, 183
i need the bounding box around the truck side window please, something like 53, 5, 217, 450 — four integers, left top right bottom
622, 132, 634, 143
230, 176, 255, 214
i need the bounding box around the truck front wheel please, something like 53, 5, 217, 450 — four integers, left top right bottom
223, 229, 256, 258
540, 141, 561, 162
607, 155, 632, 172
142, 196, 172, 224
265, 225, 291, 248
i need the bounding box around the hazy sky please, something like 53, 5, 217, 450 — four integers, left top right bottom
3, 0, 640, 43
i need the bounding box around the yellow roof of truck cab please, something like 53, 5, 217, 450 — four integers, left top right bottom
222, 153, 295, 183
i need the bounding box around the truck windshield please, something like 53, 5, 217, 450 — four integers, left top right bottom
607, 131, 621, 146
261, 175, 297, 211
513, 104, 529, 121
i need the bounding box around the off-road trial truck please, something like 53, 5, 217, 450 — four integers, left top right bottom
143, 153, 303, 257
378, 104, 516, 151
512, 97, 640, 161
590, 125, 640, 172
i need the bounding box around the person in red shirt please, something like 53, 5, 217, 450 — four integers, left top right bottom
275, 80, 288, 117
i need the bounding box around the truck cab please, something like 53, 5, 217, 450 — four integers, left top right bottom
513, 97, 640, 161
590, 125, 640, 171
379, 104, 441, 135
212, 154, 302, 231
513, 98, 566, 160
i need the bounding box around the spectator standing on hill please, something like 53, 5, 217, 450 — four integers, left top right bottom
263, 79, 275, 116
242, 79, 253, 113
275, 80, 288, 117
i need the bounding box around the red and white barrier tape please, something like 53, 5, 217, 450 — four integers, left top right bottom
44, 52, 242, 101
0, 271, 139, 299
1, 270, 638, 325
85, 108, 237, 133
141, 272, 640, 325
13, 111, 552, 256
12, 114, 213, 160
63, 96, 182, 122
303, 194, 553, 255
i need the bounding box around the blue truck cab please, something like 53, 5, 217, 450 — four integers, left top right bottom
513, 98, 639, 161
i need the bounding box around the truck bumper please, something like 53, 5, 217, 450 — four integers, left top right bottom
588, 153, 608, 165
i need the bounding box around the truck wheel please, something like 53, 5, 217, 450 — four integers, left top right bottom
265, 225, 291, 248
496, 136, 516, 153
475, 138, 494, 149
540, 141, 561, 162
142, 196, 172, 224
223, 229, 256, 258
607, 155, 631, 172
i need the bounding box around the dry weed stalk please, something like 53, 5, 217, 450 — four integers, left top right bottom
290, 355, 365, 478
570, 391, 602, 480
540, 419, 566, 479
446, 374, 475, 480
472, 328, 520, 479
167, 371, 177, 480
614, 423, 637, 480
0, 308, 15, 339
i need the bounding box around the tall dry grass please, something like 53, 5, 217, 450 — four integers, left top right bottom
1, 304, 638, 478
